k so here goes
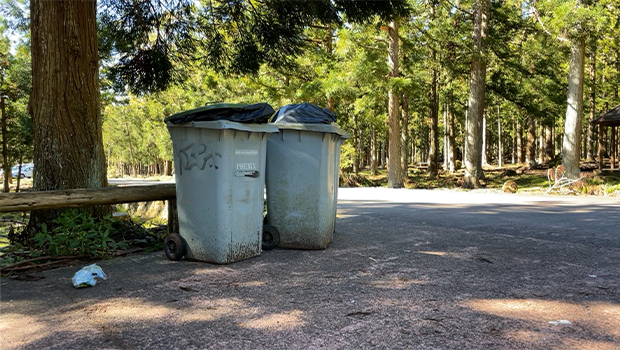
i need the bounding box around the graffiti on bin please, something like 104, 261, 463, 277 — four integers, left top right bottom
178, 143, 222, 174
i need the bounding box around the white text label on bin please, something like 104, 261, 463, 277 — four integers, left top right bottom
236, 162, 258, 170
235, 149, 259, 156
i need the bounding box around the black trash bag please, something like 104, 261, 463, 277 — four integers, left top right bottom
271, 103, 336, 124
165, 103, 275, 124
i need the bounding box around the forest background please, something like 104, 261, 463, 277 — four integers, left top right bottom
1, 0, 620, 192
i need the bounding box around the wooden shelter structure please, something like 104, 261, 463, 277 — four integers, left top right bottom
591, 104, 620, 170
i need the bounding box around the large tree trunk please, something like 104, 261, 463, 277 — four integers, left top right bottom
562, 39, 585, 179
387, 20, 403, 188
463, 0, 489, 188
26, 0, 107, 238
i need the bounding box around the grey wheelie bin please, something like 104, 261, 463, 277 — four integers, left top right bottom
264, 103, 349, 249
164, 103, 278, 264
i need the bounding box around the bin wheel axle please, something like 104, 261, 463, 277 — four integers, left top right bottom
262, 225, 280, 251
164, 233, 186, 261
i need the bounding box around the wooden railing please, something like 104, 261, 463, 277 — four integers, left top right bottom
0, 183, 179, 233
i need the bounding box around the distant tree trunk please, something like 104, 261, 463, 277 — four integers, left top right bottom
448, 103, 456, 172
15, 155, 23, 193
464, 0, 489, 188
562, 39, 586, 179
401, 94, 409, 180
371, 126, 378, 175
598, 125, 605, 169
538, 122, 545, 164
443, 106, 448, 170
428, 2, 439, 178
26, 0, 108, 240
352, 118, 360, 173
497, 106, 502, 168
612, 127, 617, 170
481, 112, 488, 165
428, 63, 439, 178
526, 116, 537, 169
545, 124, 554, 161
1, 95, 10, 193
387, 20, 403, 188
516, 119, 524, 163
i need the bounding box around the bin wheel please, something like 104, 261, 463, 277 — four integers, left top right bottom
164, 233, 186, 261
262, 225, 280, 251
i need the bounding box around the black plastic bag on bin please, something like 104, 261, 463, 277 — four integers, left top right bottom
164, 103, 275, 124
271, 103, 336, 124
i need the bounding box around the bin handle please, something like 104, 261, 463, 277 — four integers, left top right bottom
244, 171, 259, 178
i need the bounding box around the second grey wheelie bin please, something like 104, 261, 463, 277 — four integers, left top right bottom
264, 103, 349, 249
164, 103, 278, 264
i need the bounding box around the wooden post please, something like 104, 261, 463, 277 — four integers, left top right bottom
167, 199, 179, 234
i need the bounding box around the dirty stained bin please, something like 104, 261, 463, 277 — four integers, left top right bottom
165, 105, 277, 264
265, 123, 349, 249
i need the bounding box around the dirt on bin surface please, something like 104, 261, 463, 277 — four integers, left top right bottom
1, 188, 619, 350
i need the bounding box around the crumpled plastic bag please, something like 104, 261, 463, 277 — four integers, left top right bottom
72, 264, 107, 288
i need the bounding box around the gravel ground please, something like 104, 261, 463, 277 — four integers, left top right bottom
1, 188, 619, 350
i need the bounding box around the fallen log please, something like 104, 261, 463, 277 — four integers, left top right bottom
0, 184, 176, 213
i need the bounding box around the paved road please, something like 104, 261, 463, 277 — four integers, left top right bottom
1, 188, 619, 350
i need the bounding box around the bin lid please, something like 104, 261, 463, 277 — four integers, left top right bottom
166, 120, 279, 133
165, 103, 274, 124
272, 123, 350, 139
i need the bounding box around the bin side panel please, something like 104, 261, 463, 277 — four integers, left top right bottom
266, 129, 341, 249
228, 130, 264, 261
169, 127, 232, 263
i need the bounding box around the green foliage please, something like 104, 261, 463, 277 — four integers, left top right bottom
31, 209, 119, 257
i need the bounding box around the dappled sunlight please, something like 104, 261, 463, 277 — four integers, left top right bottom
505, 330, 546, 343
89, 297, 171, 321
0, 314, 48, 349
465, 299, 620, 337
240, 310, 304, 331
370, 277, 425, 289
192, 267, 237, 276
178, 298, 260, 323
232, 281, 267, 287
562, 339, 620, 350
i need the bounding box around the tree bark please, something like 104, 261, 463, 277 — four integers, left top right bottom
586, 47, 595, 163
562, 39, 586, 179
387, 20, 403, 188
27, 0, 108, 237
464, 0, 489, 188
516, 119, 524, 163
